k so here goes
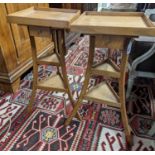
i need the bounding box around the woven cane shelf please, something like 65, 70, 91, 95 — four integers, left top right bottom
91, 59, 120, 78
37, 52, 60, 66
37, 74, 66, 92
84, 81, 120, 108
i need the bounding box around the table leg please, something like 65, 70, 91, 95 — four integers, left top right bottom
56, 30, 82, 120
119, 51, 132, 148
27, 35, 38, 112
65, 35, 95, 126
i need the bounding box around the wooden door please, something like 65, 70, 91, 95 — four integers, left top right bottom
5, 3, 51, 64
0, 4, 17, 73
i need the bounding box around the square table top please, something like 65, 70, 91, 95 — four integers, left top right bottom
71, 11, 155, 36
7, 7, 80, 29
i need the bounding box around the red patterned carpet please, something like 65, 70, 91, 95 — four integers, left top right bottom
0, 36, 155, 151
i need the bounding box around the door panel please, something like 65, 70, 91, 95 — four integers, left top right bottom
6, 3, 51, 64
0, 4, 17, 72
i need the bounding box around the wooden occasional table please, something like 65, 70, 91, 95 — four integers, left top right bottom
7, 7, 81, 118
65, 11, 155, 148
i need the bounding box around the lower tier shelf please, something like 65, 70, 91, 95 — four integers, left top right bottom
37, 74, 66, 92
84, 81, 121, 108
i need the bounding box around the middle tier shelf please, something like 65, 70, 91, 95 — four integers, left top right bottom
37, 52, 60, 66
91, 59, 120, 78
84, 81, 121, 108
37, 74, 67, 92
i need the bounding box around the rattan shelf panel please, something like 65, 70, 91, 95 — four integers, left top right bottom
84, 82, 120, 108
92, 61, 120, 78
37, 74, 66, 92
37, 53, 60, 66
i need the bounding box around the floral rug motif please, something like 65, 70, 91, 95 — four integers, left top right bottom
70, 121, 126, 151
127, 84, 155, 118
130, 115, 155, 140
3, 109, 80, 151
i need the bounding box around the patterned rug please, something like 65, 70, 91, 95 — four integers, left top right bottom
0, 36, 155, 151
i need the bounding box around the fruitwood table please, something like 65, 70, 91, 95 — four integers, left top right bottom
65, 11, 155, 148
7, 7, 81, 119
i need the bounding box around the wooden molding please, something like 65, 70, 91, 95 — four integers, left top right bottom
0, 42, 54, 84
0, 78, 20, 93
